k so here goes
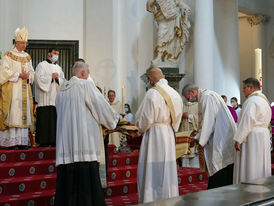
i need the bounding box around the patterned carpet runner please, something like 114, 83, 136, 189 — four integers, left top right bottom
0, 145, 210, 206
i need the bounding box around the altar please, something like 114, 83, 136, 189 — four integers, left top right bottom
138, 175, 274, 206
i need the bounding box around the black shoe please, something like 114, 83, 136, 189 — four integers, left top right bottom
17, 146, 29, 150
7, 146, 19, 150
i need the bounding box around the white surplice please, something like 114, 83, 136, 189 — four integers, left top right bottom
34, 60, 65, 107
233, 91, 271, 184
136, 78, 183, 203
197, 89, 237, 176
55, 76, 119, 166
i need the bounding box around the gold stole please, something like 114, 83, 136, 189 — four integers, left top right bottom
0, 82, 13, 130
152, 85, 175, 125
196, 89, 207, 173
248, 92, 270, 104
0, 51, 33, 130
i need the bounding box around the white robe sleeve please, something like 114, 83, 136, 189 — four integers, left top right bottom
135, 91, 155, 134
27, 60, 35, 84
57, 68, 65, 86
0, 55, 16, 85
84, 82, 119, 130
35, 63, 52, 92
8, 72, 19, 82
197, 94, 219, 147
233, 101, 256, 144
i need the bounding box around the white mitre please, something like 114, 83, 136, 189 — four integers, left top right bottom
15, 27, 28, 42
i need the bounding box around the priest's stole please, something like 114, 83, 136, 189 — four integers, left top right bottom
175, 131, 193, 159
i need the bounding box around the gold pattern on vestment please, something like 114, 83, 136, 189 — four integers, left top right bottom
196, 89, 207, 173
0, 82, 13, 130
5, 51, 31, 64
248, 92, 270, 105
110, 101, 119, 106
0, 51, 33, 128
154, 16, 188, 64
21, 79, 28, 125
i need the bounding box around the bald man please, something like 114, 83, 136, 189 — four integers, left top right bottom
136, 67, 183, 203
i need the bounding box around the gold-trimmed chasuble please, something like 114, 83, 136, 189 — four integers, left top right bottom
0, 51, 33, 129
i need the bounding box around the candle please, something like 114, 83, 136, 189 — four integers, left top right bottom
122, 86, 125, 114
254, 48, 262, 88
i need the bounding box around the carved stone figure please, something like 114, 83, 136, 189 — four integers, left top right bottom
147, 0, 191, 68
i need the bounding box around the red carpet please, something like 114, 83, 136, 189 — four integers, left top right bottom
0, 147, 56, 206
0, 145, 210, 206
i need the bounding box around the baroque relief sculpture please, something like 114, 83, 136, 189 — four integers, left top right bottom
246, 14, 265, 26
147, 0, 191, 68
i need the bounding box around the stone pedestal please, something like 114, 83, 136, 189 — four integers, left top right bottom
141, 67, 185, 92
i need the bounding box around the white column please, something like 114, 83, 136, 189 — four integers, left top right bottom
193, 0, 214, 90
213, 0, 240, 102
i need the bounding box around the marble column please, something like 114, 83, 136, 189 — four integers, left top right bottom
193, 0, 214, 90
214, 0, 240, 102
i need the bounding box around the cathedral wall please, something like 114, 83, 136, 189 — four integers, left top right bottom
179, 0, 240, 104
1, 0, 273, 110
0, 0, 84, 57
85, 0, 154, 112
213, 0, 240, 103
238, 0, 274, 103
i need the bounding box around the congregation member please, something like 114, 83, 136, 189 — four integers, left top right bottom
136, 67, 183, 203
107, 89, 123, 147
124, 103, 134, 123
221, 95, 238, 122
54, 62, 119, 206
34, 48, 65, 147
231, 97, 242, 117
0, 27, 34, 149
234, 77, 271, 184
182, 84, 237, 189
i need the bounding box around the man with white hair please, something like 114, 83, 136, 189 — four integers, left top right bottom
0, 27, 35, 149
182, 84, 237, 189
54, 62, 119, 206
136, 67, 183, 203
